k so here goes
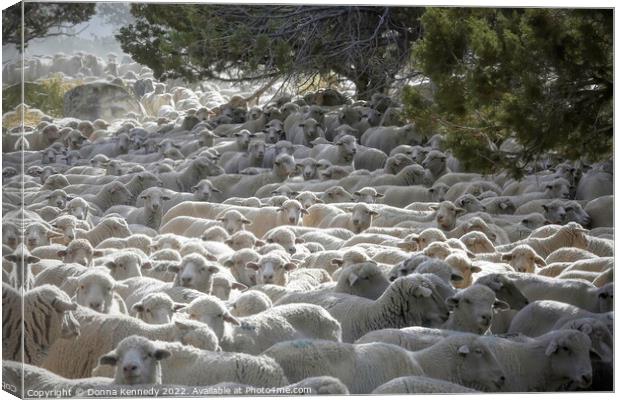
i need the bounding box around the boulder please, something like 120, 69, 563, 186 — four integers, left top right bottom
63, 82, 144, 121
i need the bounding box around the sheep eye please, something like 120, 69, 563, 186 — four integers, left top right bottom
475, 349, 483, 355
218, 313, 224, 318
522, 219, 529, 224
145, 309, 151, 313
80, 285, 85, 290
463, 299, 471, 304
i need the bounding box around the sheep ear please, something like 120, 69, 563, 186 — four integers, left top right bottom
173, 303, 188, 311
457, 345, 470, 355
469, 266, 482, 273
294, 238, 305, 244
331, 258, 343, 266
132, 303, 144, 313
353, 191, 361, 196
232, 282, 247, 291
455, 208, 466, 216
52, 298, 77, 312
190, 186, 198, 193
93, 250, 104, 257
542, 204, 549, 212
413, 285, 433, 298
578, 322, 593, 335
162, 195, 172, 201
501, 253, 513, 261
375, 192, 385, 198
466, 250, 476, 259
315, 198, 324, 204
545, 340, 559, 356
114, 283, 129, 291
105, 261, 117, 270
493, 299, 510, 311
254, 239, 266, 247
223, 259, 234, 268
241, 218, 252, 225
534, 256, 546, 266
207, 266, 220, 273
141, 261, 152, 270
99, 351, 118, 366
47, 230, 64, 239
429, 205, 439, 211
347, 273, 359, 287
284, 262, 298, 271
450, 273, 463, 282
205, 254, 217, 261
446, 296, 459, 309
300, 208, 309, 215
153, 348, 172, 361
245, 262, 260, 271
223, 312, 241, 325
168, 264, 180, 273
369, 210, 379, 216
3, 255, 18, 263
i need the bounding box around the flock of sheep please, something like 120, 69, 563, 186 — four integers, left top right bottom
1, 50, 614, 396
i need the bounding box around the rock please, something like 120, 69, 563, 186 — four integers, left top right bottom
63, 82, 144, 121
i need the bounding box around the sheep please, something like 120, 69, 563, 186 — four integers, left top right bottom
182, 295, 341, 354
94, 335, 288, 387
275, 274, 450, 342
584, 195, 612, 228
23, 222, 64, 250
442, 285, 510, 334
68, 271, 128, 315
469, 273, 529, 311
109, 187, 171, 230
459, 231, 495, 254
496, 273, 613, 312
478, 330, 595, 391
334, 261, 390, 300
170, 253, 220, 294
58, 238, 103, 267
262, 226, 306, 255
360, 124, 423, 155
309, 134, 357, 166
317, 203, 379, 233
263, 334, 505, 394
295, 191, 324, 210
222, 248, 260, 287
132, 292, 187, 325
244, 251, 299, 286
96, 234, 152, 255
377, 184, 448, 208
76, 217, 132, 247
99, 250, 152, 280
2, 283, 80, 365
495, 222, 589, 258
3, 244, 40, 290
228, 290, 273, 317
545, 247, 598, 264
41, 306, 219, 378
157, 157, 224, 193
353, 187, 385, 204
508, 300, 614, 337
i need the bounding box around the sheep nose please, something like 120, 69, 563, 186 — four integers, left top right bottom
580, 373, 592, 387
263, 274, 273, 282
481, 314, 491, 323
352, 219, 360, 226
288, 217, 296, 223
289, 247, 296, 254
181, 277, 192, 285
89, 302, 101, 310
57, 201, 63, 207
123, 364, 138, 373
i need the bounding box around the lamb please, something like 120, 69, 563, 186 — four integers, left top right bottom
2, 283, 80, 365
228, 290, 273, 317
263, 334, 505, 394
274, 274, 450, 342
68, 271, 128, 315
94, 335, 288, 387
334, 261, 390, 300
132, 292, 187, 324
508, 300, 614, 337
41, 306, 219, 378
442, 285, 509, 334
181, 295, 341, 354
244, 251, 299, 286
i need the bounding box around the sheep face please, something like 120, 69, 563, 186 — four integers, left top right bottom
543, 330, 593, 390
273, 154, 296, 178
201, 226, 229, 242
133, 293, 184, 325
101, 218, 132, 239
335, 135, 357, 162
295, 192, 322, 210
321, 186, 354, 203
544, 179, 571, 199
99, 336, 170, 385
59, 239, 98, 266
105, 253, 145, 280
278, 199, 307, 226
24, 223, 62, 250
501, 245, 546, 273
451, 337, 506, 391
432, 201, 465, 231
2, 222, 20, 249
139, 188, 171, 214
455, 194, 484, 213
265, 228, 300, 255
246, 253, 297, 285
560, 318, 612, 363
346, 204, 378, 234
542, 202, 567, 224
563, 202, 591, 227
296, 159, 319, 180
216, 210, 251, 235
184, 295, 239, 339
171, 254, 219, 293
421, 150, 447, 173
224, 231, 259, 250
50, 217, 77, 244
233, 130, 255, 150
423, 242, 453, 260
353, 188, 384, 204
45, 190, 71, 209
446, 285, 509, 334
388, 255, 429, 282
596, 283, 613, 313
338, 262, 388, 300
394, 274, 450, 327
226, 249, 259, 286
73, 273, 122, 313
475, 274, 529, 310
264, 125, 285, 144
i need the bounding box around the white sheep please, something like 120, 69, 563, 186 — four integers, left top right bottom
68, 271, 128, 314
228, 290, 272, 317
442, 284, 509, 334
132, 292, 187, 324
